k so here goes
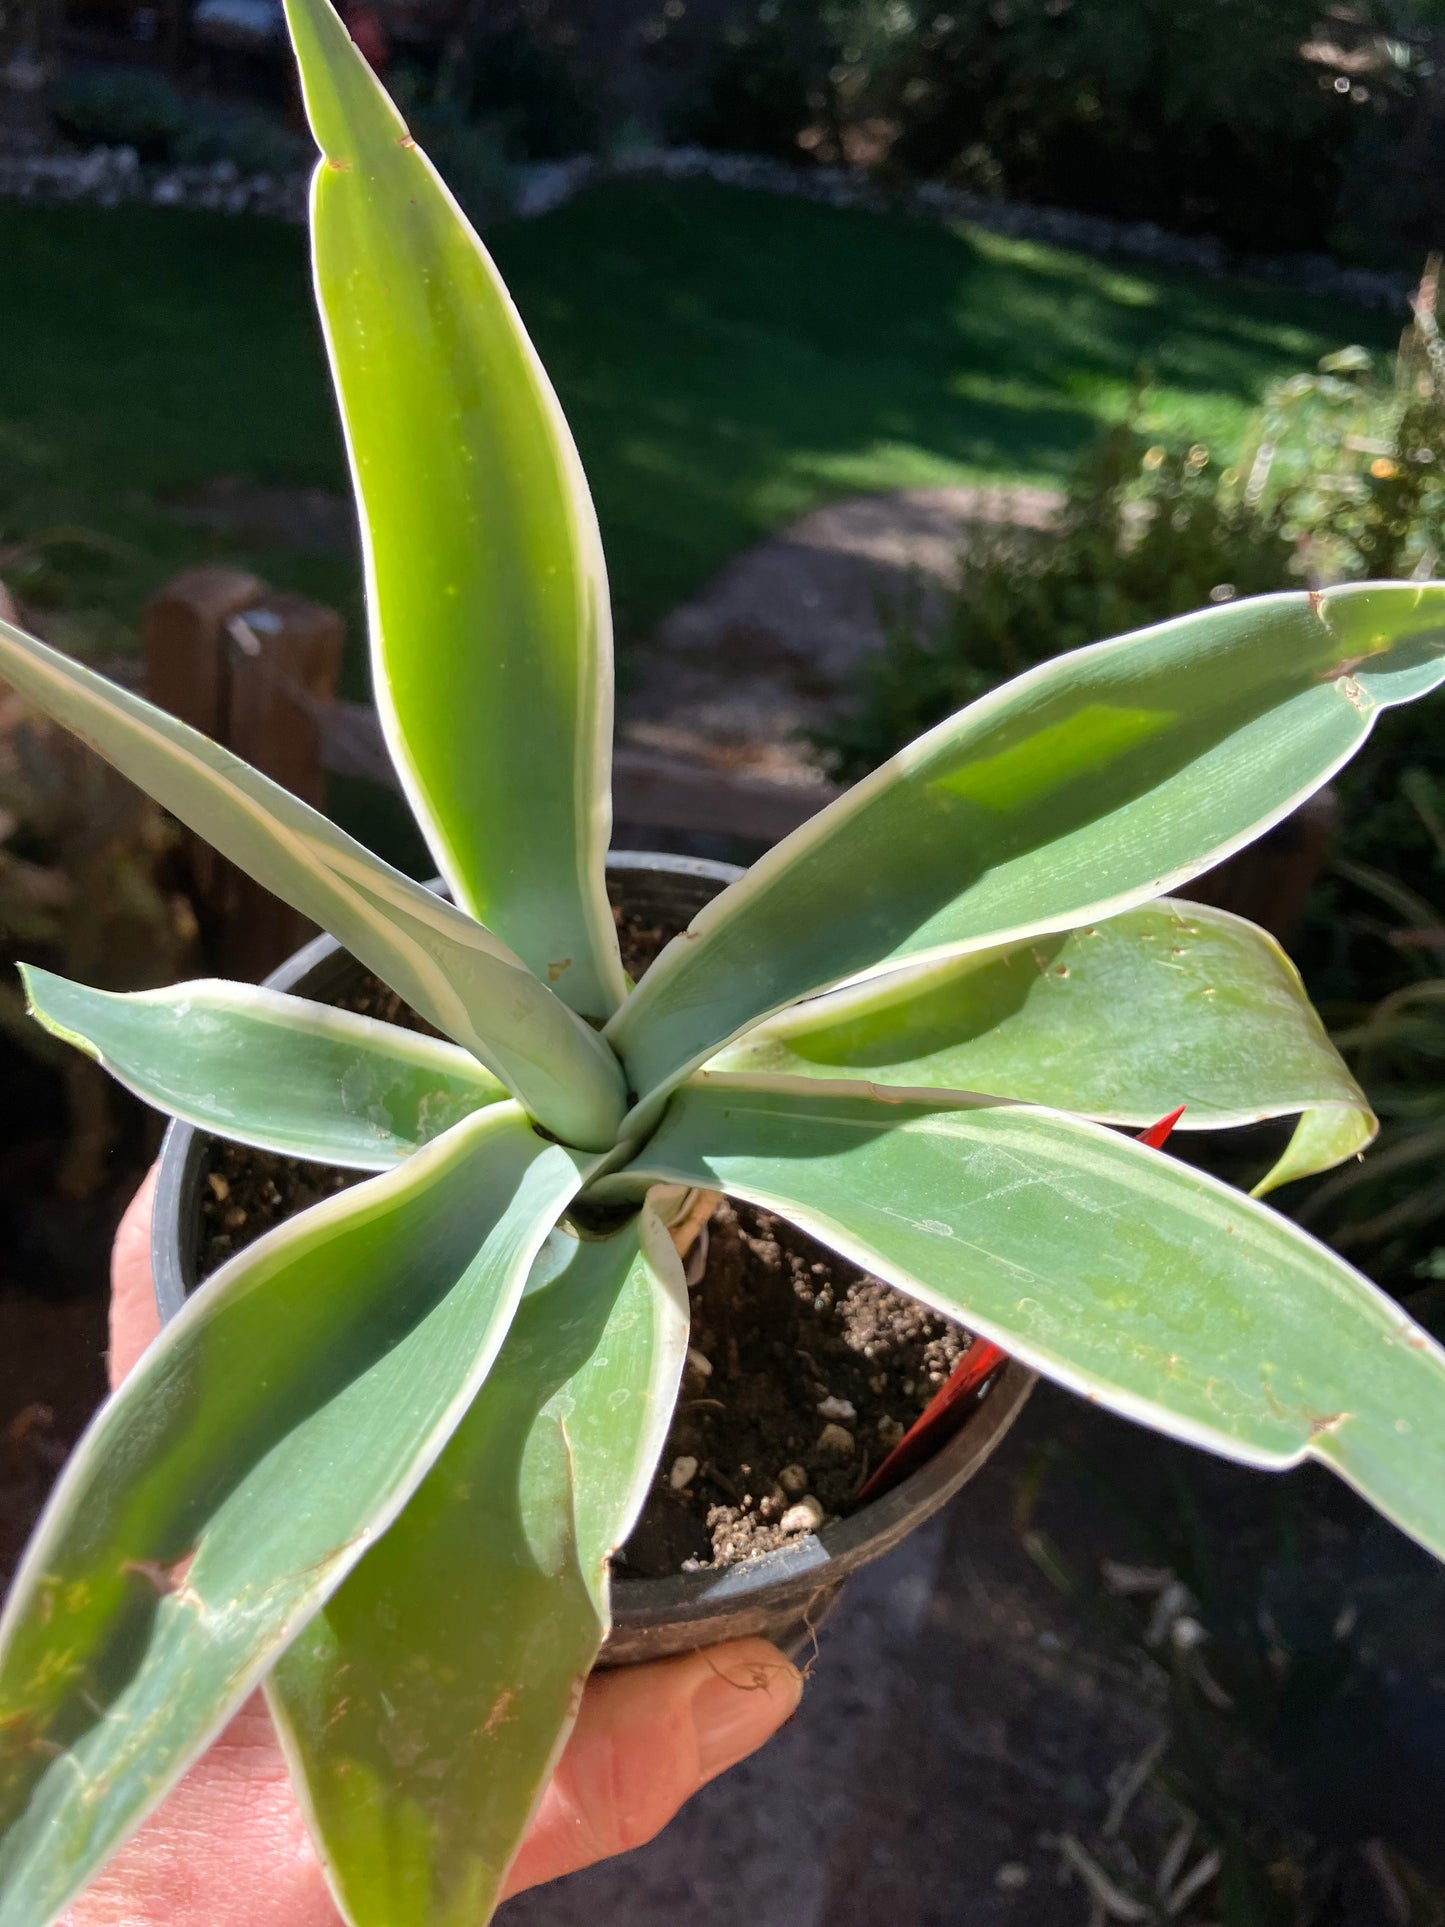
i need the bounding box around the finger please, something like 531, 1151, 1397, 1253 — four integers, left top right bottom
58, 1695, 339, 1927
99, 1180, 801, 1913
503, 1637, 803, 1896
109, 1163, 161, 1388
63, 1641, 802, 1925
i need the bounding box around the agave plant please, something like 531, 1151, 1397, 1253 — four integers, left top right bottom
3, 4, 1445, 1922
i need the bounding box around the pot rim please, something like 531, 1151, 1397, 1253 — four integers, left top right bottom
150, 851, 1035, 1631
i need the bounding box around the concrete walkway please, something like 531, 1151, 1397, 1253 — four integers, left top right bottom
618, 485, 1059, 790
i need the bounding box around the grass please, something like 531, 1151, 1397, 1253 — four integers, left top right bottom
0, 175, 1396, 668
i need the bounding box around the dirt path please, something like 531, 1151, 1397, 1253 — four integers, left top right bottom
618, 485, 1060, 789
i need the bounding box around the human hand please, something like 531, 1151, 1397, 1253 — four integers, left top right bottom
61, 1170, 802, 1926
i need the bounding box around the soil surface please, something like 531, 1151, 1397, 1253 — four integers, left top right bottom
621, 1201, 967, 1574
198, 1150, 970, 1572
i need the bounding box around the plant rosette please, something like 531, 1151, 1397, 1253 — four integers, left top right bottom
3, 0, 1445, 1920
148, 852, 1039, 1668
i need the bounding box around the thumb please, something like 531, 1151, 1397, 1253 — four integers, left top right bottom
504, 1637, 803, 1895
110, 1164, 161, 1388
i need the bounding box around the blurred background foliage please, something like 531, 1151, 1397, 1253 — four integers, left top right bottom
7, 0, 1444, 271
814, 261, 1445, 1295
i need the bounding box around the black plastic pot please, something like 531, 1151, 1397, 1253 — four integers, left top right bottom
152, 852, 1035, 1664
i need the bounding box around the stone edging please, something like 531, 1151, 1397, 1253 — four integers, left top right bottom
0, 143, 307, 219
0, 136, 1413, 316
565, 148, 1416, 315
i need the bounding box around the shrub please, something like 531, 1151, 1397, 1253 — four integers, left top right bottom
883, 0, 1364, 254
660, 0, 910, 162
171, 103, 306, 176
816, 410, 1299, 784
1296, 775, 1445, 1284
1261, 266, 1445, 1007
823, 271, 1445, 793
51, 65, 304, 174
388, 66, 519, 226
51, 67, 191, 163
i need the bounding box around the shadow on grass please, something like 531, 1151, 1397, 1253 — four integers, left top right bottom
0, 179, 1395, 669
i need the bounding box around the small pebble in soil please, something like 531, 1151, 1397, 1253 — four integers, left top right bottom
877, 1415, 906, 1445
668, 1456, 699, 1491
685, 1347, 714, 1380
778, 1463, 809, 1494
780, 1497, 825, 1534
817, 1422, 855, 1455
817, 1395, 856, 1421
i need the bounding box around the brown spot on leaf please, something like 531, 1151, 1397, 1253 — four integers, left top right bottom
1337, 675, 1368, 712
1318, 654, 1379, 712
546, 958, 572, 983
1308, 1411, 1348, 1438
1321, 653, 1372, 680
124, 1550, 197, 1598
480, 1690, 517, 1738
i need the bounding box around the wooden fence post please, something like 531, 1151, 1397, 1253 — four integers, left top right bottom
223, 591, 344, 980
142, 571, 343, 982
143, 568, 265, 907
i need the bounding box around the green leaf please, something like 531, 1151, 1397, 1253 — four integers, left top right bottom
19, 966, 506, 1169
609, 585, 1445, 1116
0, 1106, 590, 1927
268, 1204, 688, 1927
284, 0, 623, 1021
609, 1077, 1445, 1564
710, 900, 1375, 1195
0, 614, 625, 1149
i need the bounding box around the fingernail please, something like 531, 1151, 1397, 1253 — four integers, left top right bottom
691, 1655, 803, 1782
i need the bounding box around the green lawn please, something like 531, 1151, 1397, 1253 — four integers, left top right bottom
0, 175, 1395, 667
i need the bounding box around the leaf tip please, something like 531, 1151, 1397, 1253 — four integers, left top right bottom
1137, 1105, 1185, 1150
